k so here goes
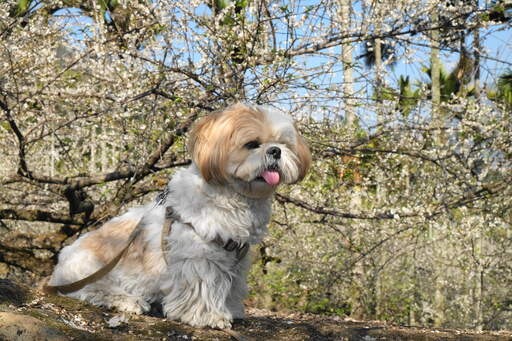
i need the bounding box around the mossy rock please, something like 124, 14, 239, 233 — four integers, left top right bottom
1, 279, 511, 341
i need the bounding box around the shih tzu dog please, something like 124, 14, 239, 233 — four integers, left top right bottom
46, 103, 311, 329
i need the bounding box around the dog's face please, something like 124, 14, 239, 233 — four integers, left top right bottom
188, 104, 311, 198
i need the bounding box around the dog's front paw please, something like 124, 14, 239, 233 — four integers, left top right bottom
109, 296, 150, 315
179, 312, 233, 329
208, 315, 232, 330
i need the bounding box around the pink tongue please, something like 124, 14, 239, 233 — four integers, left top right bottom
261, 170, 280, 185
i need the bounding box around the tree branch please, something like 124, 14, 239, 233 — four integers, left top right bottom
275, 193, 398, 220
0, 99, 30, 177
6, 111, 198, 190
0, 208, 85, 226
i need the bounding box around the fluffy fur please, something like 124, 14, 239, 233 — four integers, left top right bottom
47, 103, 311, 329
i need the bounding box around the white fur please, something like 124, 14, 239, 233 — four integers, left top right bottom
48, 104, 308, 329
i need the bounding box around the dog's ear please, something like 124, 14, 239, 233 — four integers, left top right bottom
188, 112, 230, 184
293, 129, 311, 183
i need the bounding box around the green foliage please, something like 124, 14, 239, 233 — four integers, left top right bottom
422, 50, 477, 103
484, 0, 512, 23
488, 69, 512, 109
8, 0, 32, 17
209, 0, 249, 25
397, 76, 421, 116
422, 64, 460, 101
371, 75, 421, 116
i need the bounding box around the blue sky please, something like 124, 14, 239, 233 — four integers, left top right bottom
49, 2, 512, 123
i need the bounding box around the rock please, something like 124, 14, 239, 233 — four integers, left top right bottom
0, 262, 9, 277
0, 279, 28, 306
0, 312, 68, 341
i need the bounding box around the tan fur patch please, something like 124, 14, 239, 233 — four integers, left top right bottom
80, 219, 140, 265
80, 218, 163, 276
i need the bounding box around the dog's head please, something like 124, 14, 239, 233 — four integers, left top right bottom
188, 103, 311, 198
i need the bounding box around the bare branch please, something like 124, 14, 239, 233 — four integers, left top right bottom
0, 208, 85, 226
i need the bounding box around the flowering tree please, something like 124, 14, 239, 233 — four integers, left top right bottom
1, 0, 512, 330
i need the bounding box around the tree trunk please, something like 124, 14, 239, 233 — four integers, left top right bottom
374, 38, 383, 107
473, 231, 484, 331
472, 0, 481, 101
339, 0, 355, 125
430, 10, 441, 114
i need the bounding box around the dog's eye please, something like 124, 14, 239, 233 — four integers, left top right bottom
244, 140, 261, 149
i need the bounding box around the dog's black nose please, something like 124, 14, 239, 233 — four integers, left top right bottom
267, 146, 281, 159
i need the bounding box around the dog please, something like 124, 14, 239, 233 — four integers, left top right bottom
46, 103, 311, 329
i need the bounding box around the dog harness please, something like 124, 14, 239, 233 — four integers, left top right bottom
43, 206, 249, 295
161, 206, 250, 265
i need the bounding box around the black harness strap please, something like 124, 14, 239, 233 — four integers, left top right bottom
161, 206, 250, 265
